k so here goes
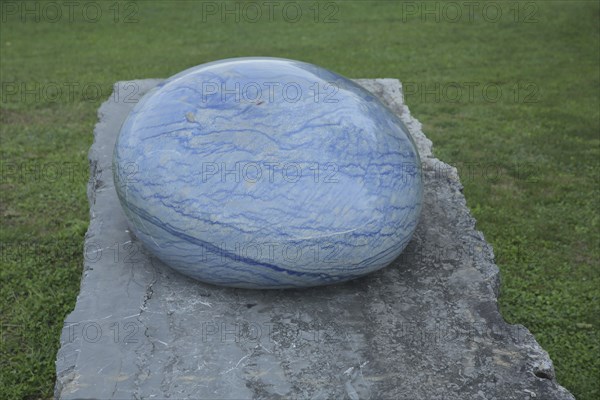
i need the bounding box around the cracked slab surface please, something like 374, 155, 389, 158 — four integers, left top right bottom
55, 79, 575, 400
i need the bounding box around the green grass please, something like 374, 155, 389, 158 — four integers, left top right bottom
1, 1, 598, 399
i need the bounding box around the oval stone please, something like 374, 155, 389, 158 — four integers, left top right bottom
113, 58, 423, 289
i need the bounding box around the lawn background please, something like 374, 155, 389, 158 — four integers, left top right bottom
1, 1, 598, 399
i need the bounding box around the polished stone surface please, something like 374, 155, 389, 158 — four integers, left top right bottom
113, 58, 423, 288
55, 79, 575, 400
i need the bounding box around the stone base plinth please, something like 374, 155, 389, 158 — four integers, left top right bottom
54, 79, 574, 400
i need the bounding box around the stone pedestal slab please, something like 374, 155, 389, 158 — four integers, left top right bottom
54, 79, 575, 400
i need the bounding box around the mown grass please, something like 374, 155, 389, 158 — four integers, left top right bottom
1, 1, 598, 399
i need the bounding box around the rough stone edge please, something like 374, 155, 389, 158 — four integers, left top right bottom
356, 78, 574, 399
53, 80, 164, 398
54, 79, 576, 400
53, 95, 111, 399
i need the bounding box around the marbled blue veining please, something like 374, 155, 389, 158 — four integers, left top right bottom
113, 58, 423, 289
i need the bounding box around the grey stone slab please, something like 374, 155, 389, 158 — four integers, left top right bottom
55, 79, 575, 400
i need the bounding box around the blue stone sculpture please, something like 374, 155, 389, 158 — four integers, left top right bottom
113, 58, 423, 289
